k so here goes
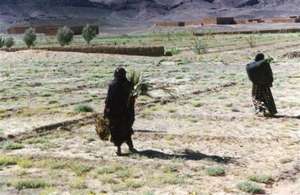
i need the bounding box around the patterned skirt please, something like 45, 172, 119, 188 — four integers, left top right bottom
252, 84, 277, 115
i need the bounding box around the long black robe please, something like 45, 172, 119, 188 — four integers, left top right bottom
104, 78, 134, 146
250, 62, 277, 115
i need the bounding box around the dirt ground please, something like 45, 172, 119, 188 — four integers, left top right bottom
0, 31, 299, 194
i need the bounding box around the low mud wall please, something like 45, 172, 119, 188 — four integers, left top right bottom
194, 28, 300, 36
0, 46, 165, 57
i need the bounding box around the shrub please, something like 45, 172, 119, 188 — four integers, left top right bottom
5, 37, 15, 48
0, 141, 24, 150
246, 34, 256, 48
166, 47, 181, 56
57, 26, 74, 46
12, 179, 49, 190
206, 167, 225, 176
69, 163, 92, 176
248, 175, 273, 184
0, 37, 5, 48
82, 24, 97, 45
237, 181, 264, 194
74, 105, 94, 113
23, 28, 37, 48
128, 70, 149, 96
194, 38, 207, 54
0, 155, 18, 166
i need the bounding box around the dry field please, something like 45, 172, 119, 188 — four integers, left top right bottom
0, 31, 300, 195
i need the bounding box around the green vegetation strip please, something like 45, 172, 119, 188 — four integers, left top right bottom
237, 181, 264, 194
10, 179, 49, 190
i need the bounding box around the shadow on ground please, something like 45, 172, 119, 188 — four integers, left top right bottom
127, 149, 234, 164
273, 115, 300, 119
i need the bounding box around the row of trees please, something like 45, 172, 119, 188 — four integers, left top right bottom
0, 37, 15, 48
0, 24, 98, 49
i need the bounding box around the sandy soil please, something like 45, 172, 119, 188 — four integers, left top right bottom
0, 31, 299, 194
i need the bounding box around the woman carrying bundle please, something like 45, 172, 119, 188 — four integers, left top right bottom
104, 67, 137, 156
246, 53, 277, 117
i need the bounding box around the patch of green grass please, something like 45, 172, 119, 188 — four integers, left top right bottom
39, 187, 58, 195
97, 164, 124, 175
191, 101, 203, 108
237, 181, 264, 194
124, 179, 144, 189
143, 192, 155, 195
70, 177, 88, 189
48, 100, 58, 104
162, 165, 179, 173
248, 175, 273, 184
0, 155, 18, 166
111, 183, 127, 192
99, 174, 119, 184
206, 167, 225, 176
1, 141, 24, 150
23, 137, 49, 145
41, 93, 52, 97
11, 179, 49, 190
69, 163, 92, 176
166, 47, 181, 55
38, 159, 68, 170
116, 168, 132, 179
74, 105, 94, 113
167, 108, 177, 113
17, 159, 33, 169
158, 173, 185, 185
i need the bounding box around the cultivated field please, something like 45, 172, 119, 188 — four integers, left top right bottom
0, 31, 300, 194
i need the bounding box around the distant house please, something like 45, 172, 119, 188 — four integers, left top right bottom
216, 17, 236, 25
7, 25, 99, 35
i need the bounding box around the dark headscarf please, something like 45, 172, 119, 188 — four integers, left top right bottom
114, 67, 126, 80
255, 53, 265, 62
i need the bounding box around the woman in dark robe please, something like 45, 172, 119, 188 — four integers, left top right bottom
247, 53, 277, 116
104, 67, 137, 155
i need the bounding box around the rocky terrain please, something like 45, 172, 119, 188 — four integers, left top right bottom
1, 0, 300, 32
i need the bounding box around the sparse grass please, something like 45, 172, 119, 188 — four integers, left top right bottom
194, 38, 207, 54
17, 159, 33, 169
246, 34, 256, 48
167, 108, 177, 113
111, 183, 128, 192
97, 163, 124, 175
11, 179, 49, 190
0, 155, 18, 166
206, 167, 225, 176
162, 165, 179, 173
99, 174, 119, 184
74, 105, 94, 113
144, 192, 155, 195
39, 187, 58, 195
155, 173, 186, 185
23, 137, 49, 144
2, 31, 300, 194
70, 177, 88, 189
116, 168, 132, 179
166, 47, 181, 55
237, 181, 264, 194
124, 179, 144, 189
1, 141, 24, 150
38, 159, 68, 170
191, 101, 203, 108
69, 163, 92, 176
248, 175, 273, 184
